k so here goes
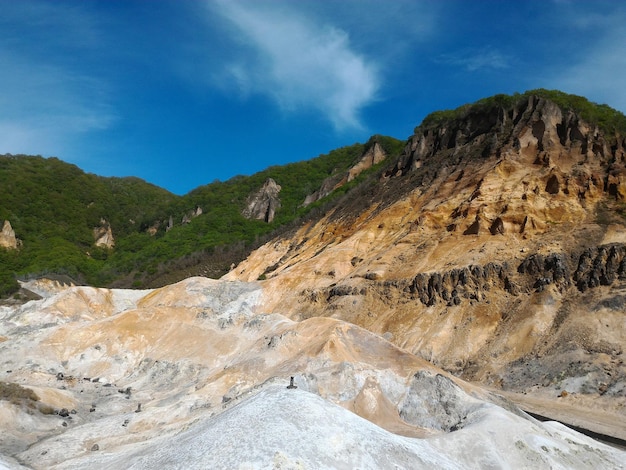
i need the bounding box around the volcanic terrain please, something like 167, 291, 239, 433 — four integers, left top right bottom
1, 92, 626, 468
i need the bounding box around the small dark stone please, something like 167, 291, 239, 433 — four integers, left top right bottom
91, 444, 99, 451
58, 408, 70, 417
62, 421, 68, 427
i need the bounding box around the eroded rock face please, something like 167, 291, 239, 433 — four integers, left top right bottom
409, 262, 510, 306
242, 178, 282, 223
225, 96, 626, 414
93, 218, 114, 248
0, 220, 18, 249
398, 371, 481, 432
347, 141, 387, 182
303, 142, 387, 206
182, 206, 203, 225
391, 96, 621, 178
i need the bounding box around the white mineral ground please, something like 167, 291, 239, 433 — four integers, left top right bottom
0, 278, 624, 469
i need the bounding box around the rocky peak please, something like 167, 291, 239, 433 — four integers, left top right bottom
93, 218, 114, 249
0, 220, 18, 249
347, 141, 387, 182
242, 178, 282, 223
373, 93, 626, 240
390, 94, 625, 178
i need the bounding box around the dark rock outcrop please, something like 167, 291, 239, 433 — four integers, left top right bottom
489, 217, 504, 235
367, 243, 626, 306
410, 263, 510, 306
573, 244, 626, 291
518, 253, 571, 292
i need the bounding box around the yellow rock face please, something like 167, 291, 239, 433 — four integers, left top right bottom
225, 97, 626, 428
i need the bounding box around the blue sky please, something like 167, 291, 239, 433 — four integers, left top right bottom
1, 0, 625, 195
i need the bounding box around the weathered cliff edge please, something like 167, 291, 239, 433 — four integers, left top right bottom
225, 94, 626, 424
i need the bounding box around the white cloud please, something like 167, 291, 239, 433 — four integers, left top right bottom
210, 0, 379, 130
437, 47, 510, 72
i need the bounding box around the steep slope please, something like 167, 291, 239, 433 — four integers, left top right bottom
0, 278, 622, 468
0, 136, 402, 295
225, 91, 626, 429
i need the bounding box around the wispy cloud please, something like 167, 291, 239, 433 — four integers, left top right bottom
437, 47, 510, 72
0, 2, 115, 158
209, 0, 379, 130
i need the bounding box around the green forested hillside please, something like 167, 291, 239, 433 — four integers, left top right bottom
0, 135, 403, 296
7, 89, 619, 298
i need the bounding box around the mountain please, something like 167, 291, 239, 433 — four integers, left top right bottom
1, 90, 626, 467
0, 135, 402, 295
224, 89, 626, 437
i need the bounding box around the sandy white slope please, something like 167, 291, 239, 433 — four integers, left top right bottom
0, 278, 624, 469
40, 385, 624, 470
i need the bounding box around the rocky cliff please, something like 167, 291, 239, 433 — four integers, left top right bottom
225, 93, 626, 424
242, 178, 282, 223
0, 220, 18, 250
93, 218, 115, 249
304, 141, 387, 206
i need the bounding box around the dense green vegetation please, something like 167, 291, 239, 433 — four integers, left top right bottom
0, 135, 403, 296
2, 90, 623, 298
421, 89, 626, 137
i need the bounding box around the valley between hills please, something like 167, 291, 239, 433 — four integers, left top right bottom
1, 90, 626, 468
